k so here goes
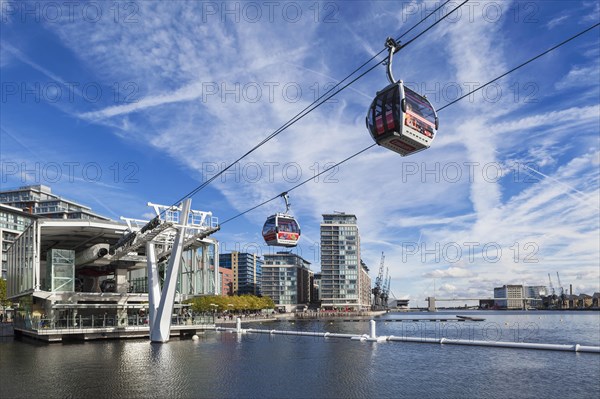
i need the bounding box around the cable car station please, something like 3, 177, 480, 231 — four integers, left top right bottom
5, 199, 220, 342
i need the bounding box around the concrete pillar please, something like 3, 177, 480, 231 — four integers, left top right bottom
117, 296, 128, 327
115, 268, 128, 293
428, 297, 436, 312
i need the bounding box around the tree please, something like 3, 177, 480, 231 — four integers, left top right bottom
185, 294, 275, 313
0, 279, 11, 308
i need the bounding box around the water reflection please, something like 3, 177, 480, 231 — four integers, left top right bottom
0, 312, 598, 399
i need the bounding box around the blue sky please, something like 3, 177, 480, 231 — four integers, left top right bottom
1, 0, 599, 304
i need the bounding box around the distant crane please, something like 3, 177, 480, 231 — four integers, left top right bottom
547, 273, 555, 297
556, 272, 566, 303
381, 268, 391, 307
372, 252, 385, 309
547, 273, 557, 307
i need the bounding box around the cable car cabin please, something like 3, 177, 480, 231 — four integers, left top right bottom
366, 81, 438, 156
262, 213, 301, 247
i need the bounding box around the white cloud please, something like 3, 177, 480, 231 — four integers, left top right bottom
437, 283, 458, 293
546, 15, 569, 29
555, 64, 600, 90
423, 267, 475, 278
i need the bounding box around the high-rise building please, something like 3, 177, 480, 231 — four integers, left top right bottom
320, 213, 370, 310
359, 261, 372, 308
0, 185, 109, 220
311, 272, 321, 306
262, 251, 312, 312
219, 252, 262, 295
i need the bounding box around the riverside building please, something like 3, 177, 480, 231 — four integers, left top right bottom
0, 185, 109, 220
494, 285, 525, 309
0, 204, 37, 280
3, 187, 220, 341
262, 251, 312, 312
320, 213, 371, 311
219, 252, 262, 295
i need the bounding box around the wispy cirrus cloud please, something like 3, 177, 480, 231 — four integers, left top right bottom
2, 0, 598, 300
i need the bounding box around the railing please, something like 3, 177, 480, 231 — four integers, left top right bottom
295, 311, 377, 319
14, 313, 216, 331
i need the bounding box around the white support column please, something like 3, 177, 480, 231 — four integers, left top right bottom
203, 244, 209, 294
34, 221, 41, 291
213, 241, 219, 295
146, 242, 160, 328
150, 199, 192, 343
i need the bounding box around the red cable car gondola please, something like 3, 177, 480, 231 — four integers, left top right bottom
366, 38, 439, 156
262, 193, 301, 247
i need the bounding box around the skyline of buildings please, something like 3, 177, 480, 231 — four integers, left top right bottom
1, 185, 596, 312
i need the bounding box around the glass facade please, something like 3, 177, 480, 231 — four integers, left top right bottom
0, 205, 35, 279
6, 221, 39, 298
126, 243, 218, 297
46, 249, 75, 292
320, 214, 362, 309
219, 252, 262, 295
178, 245, 218, 296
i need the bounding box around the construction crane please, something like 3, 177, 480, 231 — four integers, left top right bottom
547, 273, 555, 297
547, 273, 557, 308
372, 252, 385, 309
556, 272, 566, 302
381, 268, 390, 307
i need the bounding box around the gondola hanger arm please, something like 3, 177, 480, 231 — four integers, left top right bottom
279, 192, 291, 213
385, 37, 402, 84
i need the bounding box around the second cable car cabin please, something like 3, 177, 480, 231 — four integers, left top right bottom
262, 213, 301, 247
366, 38, 438, 156
262, 193, 301, 247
